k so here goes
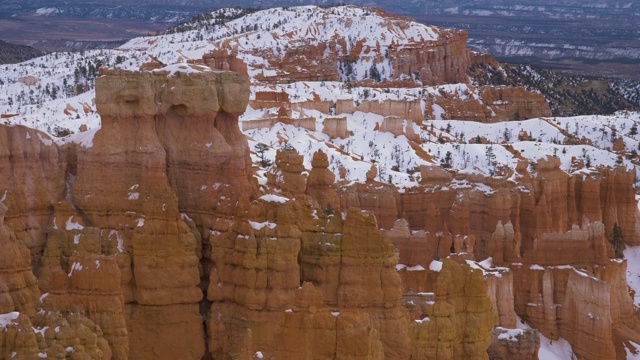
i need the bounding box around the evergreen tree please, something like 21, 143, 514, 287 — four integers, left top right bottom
254, 143, 272, 167
441, 151, 452, 169
369, 63, 381, 82
485, 146, 496, 166
612, 222, 625, 259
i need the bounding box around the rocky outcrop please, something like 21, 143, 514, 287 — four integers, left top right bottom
336, 99, 423, 123
408, 260, 498, 359
479, 86, 552, 121
266, 149, 307, 195
306, 150, 340, 211
338, 182, 398, 230
0, 202, 40, 317
323, 117, 348, 139
488, 327, 540, 360
0, 309, 113, 359
241, 12, 470, 86
351, 156, 640, 357
425, 85, 551, 122
511, 260, 640, 359
391, 158, 640, 262
204, 197, 411, 359
0, 181, 116, 358
64, 68, 254, 359
38, 239, 128, 359
379, 116, 405, 137
192, 45, 249, 78
392, 28, 470, 85
0, 125, 66, 270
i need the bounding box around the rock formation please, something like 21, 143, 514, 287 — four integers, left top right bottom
1, 67, 255, 359
407, 260, 498, 359
0, 202, 39, 317
487, 327, 540, 360
1, 12, 639, 356
379, 116, 405, 137
424, 85, 551, 122
0, 125, 67, 270
323, 117, 348, 139
0, 66, 499, 359
306, 150, 340, 211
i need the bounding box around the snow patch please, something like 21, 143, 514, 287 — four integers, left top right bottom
64, 127, 98, 148
67, 262, 83, 277
37, 133, 53, 146
259, 194, 289, 203
516, 316, 574, 359
109, 230, 124, 252
496, 327, 524, 340
0, 312, 20, 328
407, 265, 425, 271
249, 220, 277, 230
624, 245, 640, 307
35, 7, 58, 16
65, 216, 84, 231
429, 260, 443, 272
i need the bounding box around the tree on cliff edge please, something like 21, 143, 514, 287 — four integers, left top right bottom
612, 222, 625, 259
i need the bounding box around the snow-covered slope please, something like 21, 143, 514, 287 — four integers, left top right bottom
243, 105, 640, 190
0, 5, 446, 134
0, 4, 639, 188
122, 6, 439, 61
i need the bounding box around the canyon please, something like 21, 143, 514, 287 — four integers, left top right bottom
0, 5, 640, 360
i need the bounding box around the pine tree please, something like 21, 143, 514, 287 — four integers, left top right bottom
254, 143, 272, 167
441, 151, 452, 169
369, 63, 381, 82
485, 146, 496, 166
612, 222, 624, 259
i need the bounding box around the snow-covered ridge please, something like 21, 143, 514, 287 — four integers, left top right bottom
123, 6, 441, 53
120, 5, 445, 82
0, 4, 639, 191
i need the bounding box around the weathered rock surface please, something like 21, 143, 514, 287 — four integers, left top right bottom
68, 68, 255, 359
0, 125, 66, 270
488, 327, 540, 360
0, 309, 114, 359
266, 149, 307, 195
306, 150, 340, 211
204, 197, 411, 359
407, 260, 498, 360
0, 67, 255, 359
0, 202, 40, 317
